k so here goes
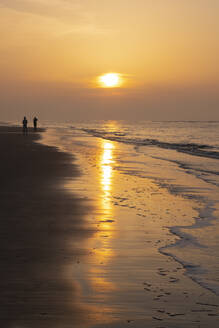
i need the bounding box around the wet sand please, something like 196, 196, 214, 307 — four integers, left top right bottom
0, 126, 98, 328
39, 127, 219, 328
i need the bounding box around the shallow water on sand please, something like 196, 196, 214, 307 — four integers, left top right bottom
39, 121, 219, 327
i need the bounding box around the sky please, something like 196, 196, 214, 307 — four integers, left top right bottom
0, 0, 219, 121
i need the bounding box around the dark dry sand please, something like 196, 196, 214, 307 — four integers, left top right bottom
0, 126, 96, 328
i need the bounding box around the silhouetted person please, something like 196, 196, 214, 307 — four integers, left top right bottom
33, 116, 38, 131
22, 116, 28, 135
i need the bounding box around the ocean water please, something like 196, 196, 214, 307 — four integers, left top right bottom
25, 120, 219, 325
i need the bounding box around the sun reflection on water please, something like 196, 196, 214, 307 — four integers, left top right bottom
88, 139, 117, 293
101, 141, 114, 199
98, 139, 115, 250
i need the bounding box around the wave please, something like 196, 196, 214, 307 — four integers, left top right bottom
82, 128, 219, 160
159, 202, 219, 296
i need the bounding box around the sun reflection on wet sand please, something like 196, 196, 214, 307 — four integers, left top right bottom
87, 139, 117, 295
101, 141, 114, 204
62, 130, 118, 307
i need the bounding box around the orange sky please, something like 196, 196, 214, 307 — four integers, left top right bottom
0, 0, 219, 121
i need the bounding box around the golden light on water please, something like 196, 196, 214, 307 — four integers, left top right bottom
101, 166, 112, 192
86, 139, 116, 294
98, 139, 115, 250
101, 142, 114, 192
98, 73, 122, 88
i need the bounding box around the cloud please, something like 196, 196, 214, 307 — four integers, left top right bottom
0, 0, 107, 35
0, 0, 81, 17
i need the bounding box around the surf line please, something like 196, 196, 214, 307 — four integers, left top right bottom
159, 201, 218, 296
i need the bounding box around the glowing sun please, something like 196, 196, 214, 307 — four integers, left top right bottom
98, 73, 122, 88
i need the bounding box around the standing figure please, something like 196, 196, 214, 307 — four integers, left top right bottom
22, 116, 28, 135
33, 116, 38, 131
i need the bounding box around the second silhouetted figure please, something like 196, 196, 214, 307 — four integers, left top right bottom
33, 117, 38, 131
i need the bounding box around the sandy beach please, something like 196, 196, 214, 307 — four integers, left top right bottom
0, 126, 98, 328
1, 125, 219, 328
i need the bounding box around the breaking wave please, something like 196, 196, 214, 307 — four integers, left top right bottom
82, 128, 219, 160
